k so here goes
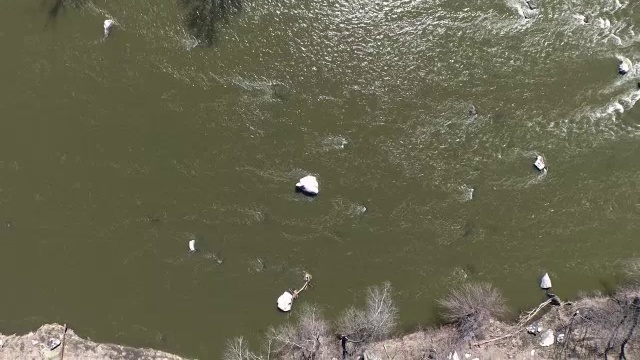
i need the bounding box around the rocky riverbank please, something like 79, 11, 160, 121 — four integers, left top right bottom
0, 323, 186, 360
2, 287, 639, 359
360, 287, 640, 360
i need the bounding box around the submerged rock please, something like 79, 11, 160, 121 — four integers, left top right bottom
468, 104, 478, 121
540, 273, 552, 289
296, 175, 319, 196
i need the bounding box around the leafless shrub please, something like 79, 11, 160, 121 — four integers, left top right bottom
438, 282, 507, 341
557, 288, 640, 359
338, 282, 399, 347
624, 258, 640, 285
267, 304, 331, 359
223, 337, 269, 360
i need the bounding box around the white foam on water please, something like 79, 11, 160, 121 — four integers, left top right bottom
459, 184, 474, 202
320, 135, 349, 151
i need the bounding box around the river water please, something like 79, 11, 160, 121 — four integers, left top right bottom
1, 0, 639, 357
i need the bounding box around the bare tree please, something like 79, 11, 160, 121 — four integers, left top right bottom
223, 337, 272, 360
224, 337, 252, 360
557, 288, 640, 359
267, 304, 331, 359
177, 0, 242, 47
624, 258, 640, 285
337, 282, 398, 357
438, 282, 507, 341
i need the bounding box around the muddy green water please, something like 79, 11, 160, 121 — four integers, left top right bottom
1, 0, 640, 357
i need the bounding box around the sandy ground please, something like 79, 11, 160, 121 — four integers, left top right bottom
0, 324, 186, 360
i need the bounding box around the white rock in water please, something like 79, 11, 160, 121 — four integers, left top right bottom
104, 19, 115, 37
539, 329, 555, 346
540, 272, 552, 289
534, 155, 546, 171
277, 291, 294, 312
188, 239, 196, 252
296, 175, 319, 195
619, 58, 631, 74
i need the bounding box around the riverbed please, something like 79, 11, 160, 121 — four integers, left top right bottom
1, 0, 639, 357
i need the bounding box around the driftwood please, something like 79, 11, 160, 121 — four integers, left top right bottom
473, 298, 554, 346
292, 273, 312, 299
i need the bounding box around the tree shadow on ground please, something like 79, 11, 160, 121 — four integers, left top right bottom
177, 0, 242, 47
46, 0, 88, 20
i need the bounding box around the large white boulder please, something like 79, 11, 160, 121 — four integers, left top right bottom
296, 175, 319, 195
540, 273, 552, 289
277, 291, 294, 312
104, 19, 115, 37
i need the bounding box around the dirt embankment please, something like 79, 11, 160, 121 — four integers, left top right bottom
362, 289, 640, 360
0, 323, 187, 360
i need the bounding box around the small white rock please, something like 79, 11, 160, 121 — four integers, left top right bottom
188, 239, 196, 252
540, 272, 552, 289
296, 175, 319, 196
464, 354, 471, 359
103, 19, 115, 37
539, 329, 555, 347
531, 349, 535, 356
557, 333, 565, 344
619, 60, 630, 75
534, 155, 546, 171
48, 338, 61, 350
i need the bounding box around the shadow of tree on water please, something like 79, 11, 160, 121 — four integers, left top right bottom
177, 0, 242, 47
46, 0, 88, 20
